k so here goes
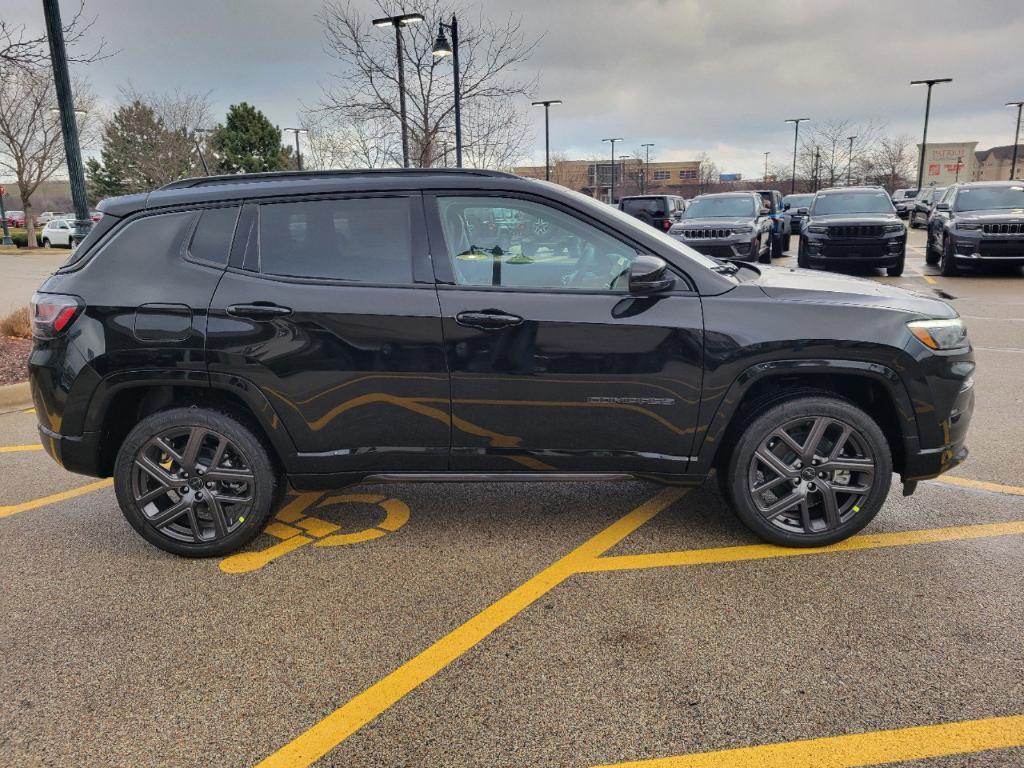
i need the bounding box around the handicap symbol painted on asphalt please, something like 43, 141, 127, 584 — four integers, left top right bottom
219, 491, 411, 574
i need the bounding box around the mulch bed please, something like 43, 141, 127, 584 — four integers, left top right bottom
0, 336, 31, 385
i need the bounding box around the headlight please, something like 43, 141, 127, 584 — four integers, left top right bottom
884, 223, 905, 233
956, 223, 982, 231
733, 226, 753, 235
807, 225, 828, 235
669, 226, 685, 235
907, 318, 968, 350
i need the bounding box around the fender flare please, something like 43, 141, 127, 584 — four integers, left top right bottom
693, 358, 918, 471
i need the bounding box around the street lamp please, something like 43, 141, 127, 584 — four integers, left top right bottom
43, 0, 91, 247
763, 151, 770, 183
602, 137, 623, 204
846, 135, 857, 186
283, 127, 308, 171
910, 78, 953, 190
432, 17, 463, 168
784, 118, 809, 194
373, 12, 424, 168
641, 143, 654, 193
1006, 101, 1024, 181
192, 127, 214, 176
532, 100, 562, 181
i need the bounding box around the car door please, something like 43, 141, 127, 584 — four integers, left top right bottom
207, 192, 450, 475
424, 191, 703, 476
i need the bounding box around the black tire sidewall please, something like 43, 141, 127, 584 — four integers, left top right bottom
113, 406, 280, 557
941, 236, 959, 276
725, 396, 893, 547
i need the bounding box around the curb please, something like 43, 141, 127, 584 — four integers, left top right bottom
0, 381, 31, 409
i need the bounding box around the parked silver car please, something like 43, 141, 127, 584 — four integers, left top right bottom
668, 192, 773, 263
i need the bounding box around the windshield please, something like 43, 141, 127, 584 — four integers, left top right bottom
954, 185, 1024, 212
811, 191, 895, 215
684, 196, 755, 218
783, 194, 813, 209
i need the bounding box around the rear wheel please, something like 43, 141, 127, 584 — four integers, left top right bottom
782, 234, 791, 252
723, 396, 892, 547
113, 407, 281, 557
42, 238, 51, 248
925, 237, 940, 265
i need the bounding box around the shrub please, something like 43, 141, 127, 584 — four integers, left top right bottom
3, 228, 41, 248
0, 306, 31, 338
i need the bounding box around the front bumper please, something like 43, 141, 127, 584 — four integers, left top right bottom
949, 234, 1024, 265
671, 236, 758, 261
803, 233, 906, 266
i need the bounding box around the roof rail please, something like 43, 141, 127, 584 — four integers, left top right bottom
159, 167, 516, 190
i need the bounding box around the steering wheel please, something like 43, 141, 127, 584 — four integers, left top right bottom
563, 250, 627, 289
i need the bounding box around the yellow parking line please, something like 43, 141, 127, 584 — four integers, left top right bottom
591, 713, 1024, 767
582, 520, 1024, 573
935, 475, 1024, 496
254, 487, 689, 768
0, 444, 43, 453
923, 275, 937, 285
0, 478, 112, 519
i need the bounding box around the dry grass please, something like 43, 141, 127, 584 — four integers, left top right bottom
0, 306, 31, 339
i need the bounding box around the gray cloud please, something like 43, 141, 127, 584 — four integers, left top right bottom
5, 0, 1022, 177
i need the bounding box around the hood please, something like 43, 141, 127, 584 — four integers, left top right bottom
808, 213, 900, 225
752, 264, 956, 318
954, 208, 1024, 223
676, 217, 753, 229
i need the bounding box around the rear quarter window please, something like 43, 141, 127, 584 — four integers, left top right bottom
188, 206, 240, 265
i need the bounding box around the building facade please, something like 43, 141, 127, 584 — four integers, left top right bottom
974, 144, 1024, 181
515, 158, 701, 202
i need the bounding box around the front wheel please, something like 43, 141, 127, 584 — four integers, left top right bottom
723, 395, 892, 547
940, 236, 960, 276
797, 238, 810, 269
114, 407, 282, 557
42, 238, 51, 248
782, 234, 791, 252
886, 253, 905, 277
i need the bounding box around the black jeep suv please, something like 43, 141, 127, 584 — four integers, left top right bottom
798, 186, 907, 276
30, 169, 973, 556
926, 181, 1024, 276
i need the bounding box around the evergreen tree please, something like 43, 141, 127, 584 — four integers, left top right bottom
211, 102, 292, 174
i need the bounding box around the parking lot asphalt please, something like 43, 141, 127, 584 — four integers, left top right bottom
3, 226, 1024, 767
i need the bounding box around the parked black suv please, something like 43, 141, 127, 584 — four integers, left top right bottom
798, 186, 907, 276
618, 195, 686, 232
782, 193, 814, 236
927, 181, 1024, 275
30, 169, 973, 556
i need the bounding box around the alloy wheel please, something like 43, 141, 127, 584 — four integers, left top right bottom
746, 415, 876, 536
130, 426, 256, 544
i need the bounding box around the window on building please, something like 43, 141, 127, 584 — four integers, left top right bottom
653, 170, 671, 180
679, 169, 698, 179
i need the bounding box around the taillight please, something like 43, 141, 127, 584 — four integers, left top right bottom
662, 219, 672, 230
31, 292, 84, 338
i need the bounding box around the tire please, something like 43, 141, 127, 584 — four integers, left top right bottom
925, 238, 940, 265
797, 238, 810, 269
113, 406, 282, 557
908, 213, 918, 229
782, 234, 791, 252
771, 234, 783, 259
723, 395, 892, 547
42, 238, 51, 248
886, 252, 905, 277
757, 237, 771, 264
940, 235, 959, 276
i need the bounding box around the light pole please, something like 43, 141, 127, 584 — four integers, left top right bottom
641, 143, 654, 193
763, 151, 770, 183
1007, 101, 1024, 180
531, 100, 562, 181
283, 127, 308, 171
846, 135, 856, 185
619, 156, 631, 194
432, 17, 463, 167
0, 185, 12, 246
784, 118, 809, 194
812, 146, 821, 192
911, 78, 953, 190
373, 13, 424, 168
192, 128, 213, 175
955, 156, 963, 182
602, 137, 622, 203
43, 0, 90, 246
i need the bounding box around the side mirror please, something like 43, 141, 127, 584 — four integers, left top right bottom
629, 254, 675, 294
797, 207, 809, 215
935, 202, 950, 211
760, 206, 771, 215
783, 202, 791, 210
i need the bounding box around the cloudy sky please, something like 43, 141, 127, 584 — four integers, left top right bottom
7, 0, 1024, 178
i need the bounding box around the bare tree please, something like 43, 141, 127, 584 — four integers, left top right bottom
315, 0, 538, 168
797, 118, 885, 188
696, 152, 718, 194
0, 68, 96, 247
301, 110, 400, 169
0, 1, 109, 72
865, 134, 917, 193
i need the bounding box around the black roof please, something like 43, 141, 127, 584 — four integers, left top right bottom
97, 168, 525, 218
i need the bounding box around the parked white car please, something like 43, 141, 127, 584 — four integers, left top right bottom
40, 218, 74, 248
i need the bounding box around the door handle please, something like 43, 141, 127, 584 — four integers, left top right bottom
226, 303, 293, 320
455, 310, 524, 330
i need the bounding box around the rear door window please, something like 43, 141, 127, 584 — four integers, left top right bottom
258, 197, 413, 283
